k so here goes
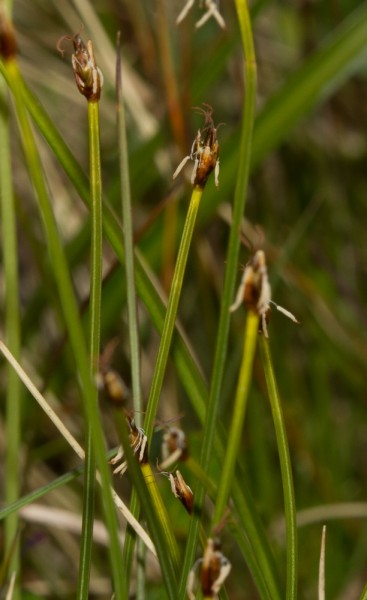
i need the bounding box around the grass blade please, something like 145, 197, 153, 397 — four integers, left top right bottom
259, 337, 298, 600
0, 67, 21, 600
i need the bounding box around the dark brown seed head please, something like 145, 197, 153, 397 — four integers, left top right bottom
0, 7, 17, 60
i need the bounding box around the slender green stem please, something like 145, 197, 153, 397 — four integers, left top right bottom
259, 337, 298, 600
77, 431, 96, 600
77, 100, 102, 599
116, 35, 142, 423
88, 101, 103, 370
0, 70, 21, 600
141, 463, 180, 571
144, 186, 203, 442
179, 1, 257, 595
4, 58, 124, 598
213, 311, 259, 525
124, 182, 203, 588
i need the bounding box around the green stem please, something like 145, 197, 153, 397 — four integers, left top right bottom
77, 100, 102, 599
127, 183, 203, 586
116, 36, 142, 423
213, 311, 259, 525
0, 68, 21, 600
88, 101, 103, 369
259, 337, 298, 600
4, 58, 124, 598
77, 430, 96, 599
144, 186, 203, 442
179, 1, 256, 594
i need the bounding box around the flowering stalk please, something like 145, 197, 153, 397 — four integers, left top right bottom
144, 104, 221, 443
62, 33, 103, 600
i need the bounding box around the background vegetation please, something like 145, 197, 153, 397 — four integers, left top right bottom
1, 0, 367, 598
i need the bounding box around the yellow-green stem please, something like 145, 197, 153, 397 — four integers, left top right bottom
259, 336, 298, 600
0, 70, 21, 600
144, 186, 203, 442
141, 463, 181, 571
88, 101, 103, 369
77, 99, 102, 599
212, 311, 259, 527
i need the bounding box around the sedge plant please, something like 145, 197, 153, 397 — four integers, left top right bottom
1, 1, 367, 598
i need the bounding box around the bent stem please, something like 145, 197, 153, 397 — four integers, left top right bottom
259, 336, 298, 600
144, 186, 203, 442
212, 311, 259, 526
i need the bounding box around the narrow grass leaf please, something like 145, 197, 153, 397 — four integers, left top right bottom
0, 73, 21, 599
259, 337, 298, 600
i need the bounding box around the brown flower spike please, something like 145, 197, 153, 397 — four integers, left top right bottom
110, 414, 148, 476
58, 32, 102, 101
187, 537, 231, 600
230, 250, 299, 338
0, 6, 17, 60
173, 103, 221, 189
165, 469, 194, 515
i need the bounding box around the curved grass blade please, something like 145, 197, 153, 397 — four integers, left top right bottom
259, 337, 298, 600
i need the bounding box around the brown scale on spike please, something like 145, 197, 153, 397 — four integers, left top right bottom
173, 103, 222, 189
57, 30, 103, 101
230, 250, 300, 338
